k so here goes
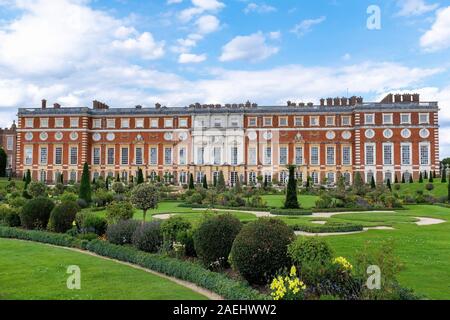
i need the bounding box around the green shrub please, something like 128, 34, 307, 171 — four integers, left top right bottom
105, 201, 134, 224
230, 218, 295, 285
112, 182, 126, 194
76, 232, 98, 241
48, 201, 79, 233
76, 198, 88, 209
59, 192, 78, 202
132, 221, 163, 253
176, 228, 196, 257
270, 209, 312, 216
0, 204, 21, 227
291, 222, 363, 233
193, 214, 242, 269
75, 211, 107, 236
106, 219, 139, 245
161, 216, 191, 245
425, 183, 434, 191
288, 237, 333, 269
27, 181, 47, 198
93, 189, 114, 207
19, 197, 55, 230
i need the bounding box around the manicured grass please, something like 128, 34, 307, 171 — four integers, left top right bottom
0, 178, 24, 189
324, 205, 450, 300
393, 181, 448, 199
261, 194, 319, 209
0, 238, 207, 300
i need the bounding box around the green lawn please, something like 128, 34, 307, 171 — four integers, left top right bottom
0, 178, 24, 189
0, 238, 207, 300
261, 194, 319, 209
393, 181, 448, 199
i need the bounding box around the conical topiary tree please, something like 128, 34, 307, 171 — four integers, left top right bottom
24, 169, 32, 190
402, 173, 406, 184
353, 172, 365, 196
441, 167, 447, 183
116, 173, 121, 182
394, 174, 399, 184
419, 172, 423, 183
189, 173, 195, 190
79, 163, 92, 203
409, 174, 414, 184
137, 168, 144, 185
433, 170, 437, 179
424, 171, 428, 179
217, 171, 226, 192
429, 171, 434, 183
0, 147, 7, 177
387, 179, 392, 191
213, 174, 217, 187
284, 165, 300, 209
370, 176, 376, 189
448, 179, 450, 203
202, 175, 208, 189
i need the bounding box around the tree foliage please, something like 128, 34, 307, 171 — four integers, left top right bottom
284, 165, 300, 209
79, 163, 92, 203
130, 184, 158, 222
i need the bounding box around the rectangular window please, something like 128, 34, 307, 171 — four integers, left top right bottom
70, 171, 77, 182
264, 117, 272, 127
25, 118, 34, 128
310, 146, 319, 165
197, 147, 204, 165
39, 148, 48, 164
213, 118, 222, 128
6, 136, 13, 151
279, 147, 288, 165
179, 118, 188, 127
164, 118, 173, 128
230, 118, 239, 127
151, 119, 159, 128
383, 144, 393, 165
248, 172, 257, 184
121, 148, 129, 165
401, 144, 411, 165
248, 117, 257, 127
25, 146, 33, 165
93, 147, 101, 165
107, 148, 115, 165
135, 147, 143, 165
264, 146, 272, 165
55, 118, 64, 128
420, 144, 429, 165
164, 147, 172, 165
70, 118, 79, 128
365, 114, 375, 125
295, 117, 304, 127
179, 172, 187, 184
419, 113, 429, 124
55, 147, 62, 165
326, 116, 335, 126
248, 147, 257, 165
40, 118, 49, 128
211, 147, 220, 165
93, 119, 102, 128
135, 118, 144, 128
231, 147, 238, 165
264, 172, 272, 183
70, 147, 78, 165
365, 144, 375, 165
295, 147, 303, 165
179, 148, 186, 165
383, 113, 393, 124
327, 172, 335, 184
326, 146, 335, 165
279, 117, 288, 127
310, 116, 319, 126
150, 147, 158, 165
342, 146, 351, 165
107, 119, 115, 128
401, 113, 411, 124
121, 118, 130, 128
341, 116, 351, 126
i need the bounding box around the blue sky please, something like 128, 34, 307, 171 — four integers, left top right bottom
0, 0, 449, 156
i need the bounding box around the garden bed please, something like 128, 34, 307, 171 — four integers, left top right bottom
270, 209, 313, 216
291, 222, 364, 234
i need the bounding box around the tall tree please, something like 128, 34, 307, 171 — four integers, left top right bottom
402, 173, 406, 184
441, 167, 447, 183
370, 176, 376, 189
60, 172, 64, 184
429, 171, 434, 183
217, 171, 226, 192
394, 174, 399, 184
353, 172, 365, 195
116, 173, 121, 182
213, 174, 217, 187
189, 173, 195, 190
386, 179, 392, 191
419, 172, 423, 183
24, 169, 32, 190
424, 171, 428, 179
284, 165, 300, 209
202, 174, 208, 189
137, 168, 144, 184
130, 184, 158, 223
0, 147, 7, 177
409, 174, 414, 184
79, 163, 92, 203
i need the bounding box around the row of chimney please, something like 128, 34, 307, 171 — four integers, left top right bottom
186, 101, 258, 109
380, 93, 420, 104
41, 99, 61, 109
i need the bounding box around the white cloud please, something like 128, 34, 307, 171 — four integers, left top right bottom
268, 31, 281, 40
244, 3, 276, 14
420, 6, 450, 52
397, 0, 439, 16
219, 32, 279, 62
195, 15, 220, 34
178, 0, 224, 22
291, 16, 326, 37
342, 53, 351, 61
167, 0, 183, 4
112, 32, 165, 60
178, 53, 207, 63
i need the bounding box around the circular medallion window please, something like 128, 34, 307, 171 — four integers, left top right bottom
25, 132, 33, 141
164, 132, 173, 141
247, 131, 257, 141
179, 132, 188, 141
419, 129, 430, 139
39, 132, 48, 141
383, 129, 393, 139
401, 129, 411, 139
326, 131, 336, 140
92, 133, 101, 142
341, 131, 352, 140
54, 132, 63, 141
106, 133, 115, 141
263, 131, 273, 140
365, 129, 375, 139
70, 132, 79, 141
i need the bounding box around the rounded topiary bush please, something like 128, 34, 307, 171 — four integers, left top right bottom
0, 204, 21, 227
230, 218, 295, 285
19, 197, 55, 230
132, 221, 163, 253
106, 219, 139, 245
105, 201, 134, 224
193, 214, 242, 269
75, 211, 107, 236
288, 237, 333, 269
48, 201, 79, 233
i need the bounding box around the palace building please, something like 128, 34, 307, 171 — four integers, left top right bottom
16, 94, 440, 186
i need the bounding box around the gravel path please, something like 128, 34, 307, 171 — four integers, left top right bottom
414, 217, 446, 226
294, 226, 395, 237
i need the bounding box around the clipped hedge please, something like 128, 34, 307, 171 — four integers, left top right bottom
178, 203, 271, 212
292, 222, 364, 234
270, 209, 313, 216
311, 207, 401, 213
0, 226, 268, 300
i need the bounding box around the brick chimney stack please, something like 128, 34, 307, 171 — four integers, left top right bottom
53, 103, 61, 109
320, 98, 325, 106
334, 97, 341, 106
349, 96, 357, 106
412, 93, 420, 103
394, 94, 402, 103
380, 94, 393, 104
341, 97, 348, 106
155, 103, 161, 110
41, 99, 47, 109
326, 98, 333, 106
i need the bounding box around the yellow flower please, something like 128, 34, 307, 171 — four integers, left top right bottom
333, 256, 353, 271
290, 265, 297, 277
